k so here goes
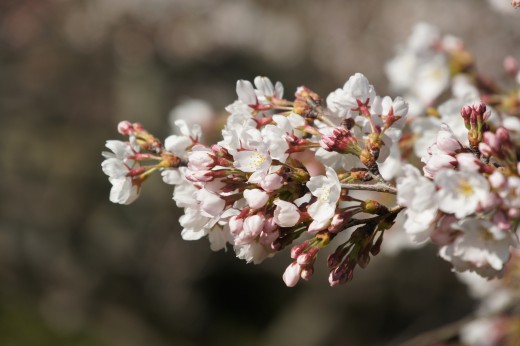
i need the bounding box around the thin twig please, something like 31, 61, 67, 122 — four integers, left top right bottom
341, 183, 398, 195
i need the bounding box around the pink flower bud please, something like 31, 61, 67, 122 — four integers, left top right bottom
243, 189, 270, 209
243, 215, 265, 237
478, 142, 493, 158
273, 200, 300, 227
229, 216, 244, 235
319, 127, 359, 154
328, 212, 351, 233
301, 267, 314, 281
118, 121, 134, 135
473, 101, 486, 115
483, 132, 500, 152
259, 173, 284, 192
291, 244, 305, 259
282, 262, 302, 287
489, 171, 506, 189
460, 105, 472, 121
456, 153, 481, 172
263, 217, 278, 233
328, 265, 349, 287
188, 149, 216, 171
296, 253, 311, 266
496, 127, 511, 144
437, 124, 463, 154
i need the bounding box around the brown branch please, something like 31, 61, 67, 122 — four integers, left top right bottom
341, 183, 398, 195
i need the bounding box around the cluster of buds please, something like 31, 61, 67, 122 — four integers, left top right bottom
101, 121, 185, 204
460, 102, 491, 151
102, 73, 409, 287
100, 26, 520, 290
398, 101, 520, 278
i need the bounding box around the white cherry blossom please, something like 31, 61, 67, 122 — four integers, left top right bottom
273, 200, 300, 227
435, 169, 490, 218
397, 165, 439, 242
306, 167, 341, 230
326, 73, 376, 119
440, 218, 517, 278
243, 189, 270, 209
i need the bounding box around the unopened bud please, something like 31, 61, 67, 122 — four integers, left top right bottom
328, 212, 350, 233
483, 132, 500, 152
496, 127, 511, 144
229, 216, 244, 235
282, 262, 302, 287
489, 171, 506, 189
460, 105, 472, 121
456, 153, 481, 172
473, 101, 486, 115
361, 200, 388, 215
297, 253, 313, 266
290, 240, 309, 259
478, 143, 493, 158
319, 127, 360, 155
118, 121, 134, 135
301, 267, 314, 281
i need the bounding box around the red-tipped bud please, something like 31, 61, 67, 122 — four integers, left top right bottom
297, 253, 313, 266
473, 101, 486, 115
118, 121, 134, 135
496, 127, 511, 144
460, 105, 472, 121
483, 132, 500, 152
319, 127, 360, 155
291, 244, 304, 259
301, 267, 314, 281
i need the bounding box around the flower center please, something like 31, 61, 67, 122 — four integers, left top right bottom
249, 152, 267, 170
320, 185, 331, 203
457, 180, 474, 196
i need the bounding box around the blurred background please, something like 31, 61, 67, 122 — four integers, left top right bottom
1, 0, 520, 345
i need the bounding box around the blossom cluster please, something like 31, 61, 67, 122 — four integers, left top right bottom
397, 111, 519, 278
101, 22, 520, 293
